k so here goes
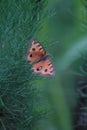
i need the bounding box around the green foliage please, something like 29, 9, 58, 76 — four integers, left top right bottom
1, 0, 87, 130
0, 0, 46, 129
36, 0, 87, 130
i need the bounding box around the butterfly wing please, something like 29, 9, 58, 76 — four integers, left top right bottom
32, 56, 55, 76
25, 40, 46, 63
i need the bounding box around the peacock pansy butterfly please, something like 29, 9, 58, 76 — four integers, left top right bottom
25, 39, 55, 76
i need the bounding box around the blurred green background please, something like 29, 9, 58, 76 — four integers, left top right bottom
0, 0, 87, 130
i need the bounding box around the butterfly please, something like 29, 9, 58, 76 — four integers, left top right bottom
25, 39, 55, 76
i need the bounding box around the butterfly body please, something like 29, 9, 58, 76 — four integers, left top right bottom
26, 40, 54, 76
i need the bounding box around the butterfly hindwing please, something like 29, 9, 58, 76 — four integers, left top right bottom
25, 40, 46, 63
32, 56, 54, 76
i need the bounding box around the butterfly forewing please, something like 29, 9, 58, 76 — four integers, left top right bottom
26, 40, 46, 63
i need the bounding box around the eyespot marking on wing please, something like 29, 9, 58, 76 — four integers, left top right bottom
44, 69, 48, 72
30, 54, 33, 57
36, 66, 42, 71
32, 48, 35, 51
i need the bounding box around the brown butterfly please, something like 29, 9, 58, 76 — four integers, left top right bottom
25, 39, 55, 76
